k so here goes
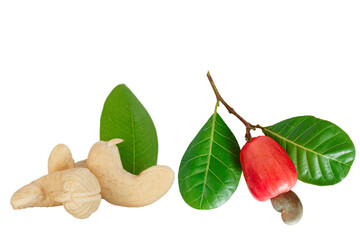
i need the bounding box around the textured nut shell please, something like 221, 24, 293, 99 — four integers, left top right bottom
87, 140, 174, 207
271, 190, 303, 225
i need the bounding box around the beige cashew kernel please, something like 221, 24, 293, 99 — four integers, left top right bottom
86, 139, 174, 207
11, 168, 101, 219
48, 144, 75, 173
48, 144, 86, 173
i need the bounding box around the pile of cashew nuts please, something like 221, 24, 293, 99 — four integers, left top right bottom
10, 139, 174, 219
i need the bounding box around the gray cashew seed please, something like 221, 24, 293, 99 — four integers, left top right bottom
270, 190, 303, 225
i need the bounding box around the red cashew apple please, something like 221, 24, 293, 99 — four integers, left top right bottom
240, 136, 297, 201
240, 136, 303, 225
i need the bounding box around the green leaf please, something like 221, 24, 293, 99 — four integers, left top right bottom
262, 116, 355, 186
100, 84, 158, 175
178, 112, 242, 209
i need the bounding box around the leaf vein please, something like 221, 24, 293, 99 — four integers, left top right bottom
182, 182, 205, 195
292, 119, 321, 142
302, 125, 335, 147
209, 168, 234, 191
320, 142, 349, 155
285, 117, 310, 138
200, 112, 217, 209
314, 154, 327, 183
182, 154, 209, 165
205, 182, 220, 201
179, 169, 207, 182
312, 132, 342, 151
214, 129, 238, 145
213, 140, 237, 157
187, 137, 211, 151
263, 128, 351, 168
210, 154, 237, 178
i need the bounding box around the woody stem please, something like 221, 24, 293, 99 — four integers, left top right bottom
206, 71, 263, 141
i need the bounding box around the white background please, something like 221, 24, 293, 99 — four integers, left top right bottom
1, 1, 359, 239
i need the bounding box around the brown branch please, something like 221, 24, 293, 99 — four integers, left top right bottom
206, 71, 263, 141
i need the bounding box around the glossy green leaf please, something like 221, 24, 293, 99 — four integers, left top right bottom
100, 84, 158, 175
178, 113, 242, 209
263, 116, 355, 186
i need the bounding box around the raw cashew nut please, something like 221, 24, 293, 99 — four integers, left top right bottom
48, 144, 86, 173
48, 144, 75, 173
11, 168, 101, 219
270, 190, 303, 225
86, 139, 174, 207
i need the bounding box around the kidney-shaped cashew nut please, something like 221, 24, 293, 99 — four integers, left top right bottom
48, 144, 75, 173
270, 190, 303, 225
48, 144, 87, 173
11, 168, 101, 219
86, 139, 174, 207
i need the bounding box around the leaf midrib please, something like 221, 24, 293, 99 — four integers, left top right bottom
122, 92, 136, 174
263, 128, 351, 168
129, 101, 136, 174
199, 112, 217, 208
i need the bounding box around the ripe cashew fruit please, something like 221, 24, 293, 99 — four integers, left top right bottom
86, 139, 174, 207
240, 136, 297, 201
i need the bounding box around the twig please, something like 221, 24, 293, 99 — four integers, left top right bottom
206, 71, 263, 141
